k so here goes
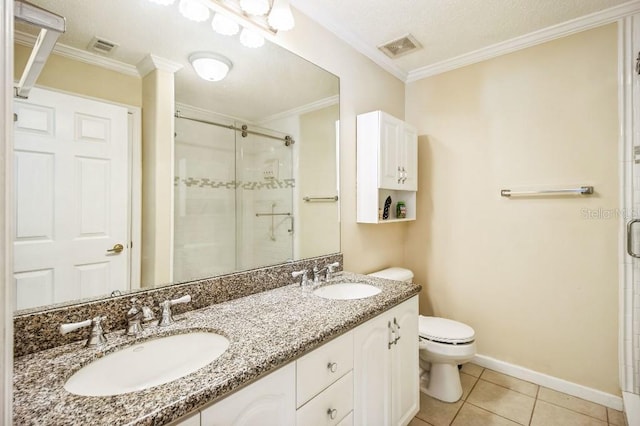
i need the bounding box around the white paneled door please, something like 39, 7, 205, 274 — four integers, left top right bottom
13, 88, 129, 310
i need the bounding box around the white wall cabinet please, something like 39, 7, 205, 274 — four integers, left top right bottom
353, 296, 419, 426
171, 297, 418, 426
357, 111, 418, 223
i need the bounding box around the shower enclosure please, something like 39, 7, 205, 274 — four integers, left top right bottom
173, 113, 294, 282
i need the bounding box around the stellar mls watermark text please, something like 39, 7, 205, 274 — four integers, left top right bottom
581, 208, 637, 220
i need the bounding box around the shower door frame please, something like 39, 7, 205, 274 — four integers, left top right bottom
620, 13, 640, 421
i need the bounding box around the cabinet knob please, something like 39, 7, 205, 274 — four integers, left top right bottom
327, 408, 338, 420
327, 362, 338, 373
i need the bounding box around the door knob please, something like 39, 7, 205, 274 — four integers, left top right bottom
107, 243, 124, 254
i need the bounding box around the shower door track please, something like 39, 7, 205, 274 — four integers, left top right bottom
174, 112, 295, 145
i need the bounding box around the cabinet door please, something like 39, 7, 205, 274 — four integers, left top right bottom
200, 363, 295, 426
401, 125, 418, 191
378, 113, 402, 190
353, 312, 393, 426
391, 297, 420, 426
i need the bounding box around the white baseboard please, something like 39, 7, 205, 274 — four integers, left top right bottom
473, 354, 624, 411
623, 392, 640, 424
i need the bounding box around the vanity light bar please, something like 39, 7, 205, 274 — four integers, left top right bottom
206, 0, 277, 37
14, 0, 66, 99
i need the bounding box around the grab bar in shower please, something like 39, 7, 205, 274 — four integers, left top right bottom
500, 186, 594, 198
303, 196, 339, 202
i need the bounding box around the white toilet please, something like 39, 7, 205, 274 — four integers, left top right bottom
368, 267, 477, 403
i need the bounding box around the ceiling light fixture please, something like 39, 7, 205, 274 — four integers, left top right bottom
178, 0, 210, 22
267, 0, 294, 31
239, 0, 269, 16
239, 27, 265, 48
190, 52, 233, 81
211, 12, 240, 36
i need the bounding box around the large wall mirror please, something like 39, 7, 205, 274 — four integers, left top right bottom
12, 0, 340, 312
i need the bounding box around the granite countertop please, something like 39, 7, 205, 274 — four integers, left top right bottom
13, 272, 421, 425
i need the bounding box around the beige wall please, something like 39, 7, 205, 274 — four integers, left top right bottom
405, 24, 619, 394
14, 44, 141, 107
276, 10, 408, 274
299, 104, 341, 258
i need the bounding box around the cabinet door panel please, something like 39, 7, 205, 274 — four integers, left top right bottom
379, 113, 401, 190
402, 125, 418, 191
391, 298, 420, 426
201, 363, 295, 426
353, 313, 392, 426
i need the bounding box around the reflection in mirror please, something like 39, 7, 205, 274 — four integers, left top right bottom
12, 0, 340, 312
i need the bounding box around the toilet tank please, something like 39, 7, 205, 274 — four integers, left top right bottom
368, 267, 414, 283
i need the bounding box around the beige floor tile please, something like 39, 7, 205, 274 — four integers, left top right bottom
530, 400, 606, 426
537, 387, 607, 421
452, 403, 520, 426
607, 407, 627, 426
416, 391, 464, 426
461, 363, 484, 377
480, 369, 538, 397
409, 417, 434, 426
466, 380, 535, 425
461, 373, 479, 400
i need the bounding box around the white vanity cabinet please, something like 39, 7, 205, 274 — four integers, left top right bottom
353, 296, 419, 426
170, 297, 418, 426
357, 111, 418, 223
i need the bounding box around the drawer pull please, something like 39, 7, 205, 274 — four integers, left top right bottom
327, 362, 338, 373
327, 408, 338, 420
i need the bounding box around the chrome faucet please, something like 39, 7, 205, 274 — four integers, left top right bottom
158, 295, 191, 327
292, 269, 310, 287
60, 316, 108, 348
126, 298, 155, 336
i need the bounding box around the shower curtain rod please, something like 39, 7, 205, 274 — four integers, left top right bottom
175, 112, 295, 146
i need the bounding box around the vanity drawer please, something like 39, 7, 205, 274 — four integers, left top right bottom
337, 411, 353, 426
296, 371, 353, 426
296, 330, 353, 407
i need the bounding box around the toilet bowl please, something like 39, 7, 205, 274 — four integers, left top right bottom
368, 267, 477, 403
418, 316, 476, 402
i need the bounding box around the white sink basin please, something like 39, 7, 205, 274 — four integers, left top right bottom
313, 282, 381, 300
64, 332, 229, 396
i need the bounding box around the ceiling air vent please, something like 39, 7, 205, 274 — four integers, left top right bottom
87, 37, 119, 55
378, 34, 422, 59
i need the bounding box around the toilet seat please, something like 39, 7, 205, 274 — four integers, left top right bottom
419, 316, 475, 345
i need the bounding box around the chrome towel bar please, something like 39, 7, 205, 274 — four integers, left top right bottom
303, 196, 339, 202
501, 186, 594, 197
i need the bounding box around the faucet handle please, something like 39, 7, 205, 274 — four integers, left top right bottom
326, 262, 340, 280
292, 269, 309, 286
158, 295, 191, 327
60, 316, 107, 347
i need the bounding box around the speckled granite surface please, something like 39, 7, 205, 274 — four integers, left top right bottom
14, 253, 342, 357
13, 272, 420, 426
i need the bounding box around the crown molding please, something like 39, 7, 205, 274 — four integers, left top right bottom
257, 95, 339, 124
136, 54, 183, 77
407, 0, 640, 82
290, 0, 407, 82
14, 31, 139, 77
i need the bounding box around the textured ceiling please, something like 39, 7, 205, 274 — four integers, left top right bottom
292, 0, 631, 77
16, 0, 338, 122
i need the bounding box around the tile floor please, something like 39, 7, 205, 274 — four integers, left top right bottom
410, 363, 627, 426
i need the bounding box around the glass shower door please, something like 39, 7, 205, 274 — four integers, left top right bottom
235, 124, 294, 271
